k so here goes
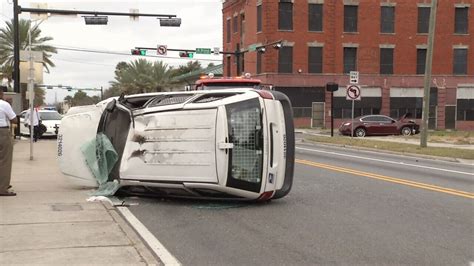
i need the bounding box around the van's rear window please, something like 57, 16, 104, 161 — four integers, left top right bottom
225, 98, 263, 193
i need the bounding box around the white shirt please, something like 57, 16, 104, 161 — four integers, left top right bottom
25, 108, 40, 126
0, 99, 17, 127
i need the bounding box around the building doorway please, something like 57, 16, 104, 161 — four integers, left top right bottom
312, 102, 325, 128
445, 106, 456, 129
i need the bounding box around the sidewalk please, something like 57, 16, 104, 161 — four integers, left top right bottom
0, 139, 160, 265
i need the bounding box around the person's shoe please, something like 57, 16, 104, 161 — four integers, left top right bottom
0, 191, 16, 196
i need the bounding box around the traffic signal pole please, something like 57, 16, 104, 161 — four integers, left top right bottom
12, 4, 178, 99
13, 0, 20, 94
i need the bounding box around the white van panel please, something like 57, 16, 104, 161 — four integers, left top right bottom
57, 108, 102, 187
120, 109, 219, 183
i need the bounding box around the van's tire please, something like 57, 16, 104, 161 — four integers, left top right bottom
401, 126, 412, 136
354, 127, 366, 137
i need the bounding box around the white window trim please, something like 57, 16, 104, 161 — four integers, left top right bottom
380, 44, 395, 49
343, 0, 359, 5
343, 43, 359, 48
308, 0, 324, 3
380, 2, 396, 7
308, 41, 324, 47
417, 3, 431, 8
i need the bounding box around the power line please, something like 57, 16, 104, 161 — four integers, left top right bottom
54, 58, 116, 67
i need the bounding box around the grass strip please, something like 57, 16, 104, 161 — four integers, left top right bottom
305, 136, 474, 160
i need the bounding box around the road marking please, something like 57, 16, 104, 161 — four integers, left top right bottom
117, 207, 181, 266
296, 146, 474, 176
296, 159, 474, 199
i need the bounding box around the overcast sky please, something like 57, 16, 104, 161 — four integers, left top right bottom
0, 0, 223, 104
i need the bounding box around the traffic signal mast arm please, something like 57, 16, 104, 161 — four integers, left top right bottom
133, 39, 282, 56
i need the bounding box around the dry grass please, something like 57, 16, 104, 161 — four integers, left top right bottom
305, 135, 474, 160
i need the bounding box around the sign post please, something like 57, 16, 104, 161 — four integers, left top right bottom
326, 83, 339, 137
346, 85, 361, 138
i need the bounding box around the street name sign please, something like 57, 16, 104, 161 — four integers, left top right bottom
196, 48, 212, 54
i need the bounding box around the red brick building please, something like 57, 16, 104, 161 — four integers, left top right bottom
222, 0, 474, 130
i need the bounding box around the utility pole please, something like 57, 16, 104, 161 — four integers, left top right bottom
420, 0, 438, 148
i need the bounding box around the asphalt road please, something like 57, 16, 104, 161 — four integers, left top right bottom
127, 142, 474, 265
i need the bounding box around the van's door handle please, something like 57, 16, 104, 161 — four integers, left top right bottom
218, 142, 234, 149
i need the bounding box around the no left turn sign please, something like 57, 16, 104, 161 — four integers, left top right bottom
157, 45, 167, 56
346, 85, 361, 101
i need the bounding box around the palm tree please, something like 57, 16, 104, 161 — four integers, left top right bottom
110, 59, 175, 94
0, 18, 57, 77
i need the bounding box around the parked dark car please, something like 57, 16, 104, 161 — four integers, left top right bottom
339, 114, 420, 137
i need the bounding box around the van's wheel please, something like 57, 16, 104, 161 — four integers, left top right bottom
354, 128, 366, 137
401, 126, 412, 136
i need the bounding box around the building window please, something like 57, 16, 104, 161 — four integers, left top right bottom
278, 46, 293, 73
278, 0, 293, 30
256, 52, 262, 74
232, 15, 238, 33
343, 47, 357, 73
333, 97, 381, 119
457, 99, 474, 121
240, 13, 245, 39
226, 19, 231, 43
390, 98, 423, 119
344, 5, 358, 32
226, 56, 231, 76
455, 7, 469, 34
416, 48, 427, 74
308, 47, 323, 73
417, 7, 430, 33
453, 48, 468, 75
257, 5, 262, 32
308, 3, 323, 32
380, 6, 395, 33
380, 48, 394, 74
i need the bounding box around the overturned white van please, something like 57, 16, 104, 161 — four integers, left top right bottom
58, 89, 294, 201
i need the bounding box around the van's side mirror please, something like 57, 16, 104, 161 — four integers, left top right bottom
106, 99, 116, 113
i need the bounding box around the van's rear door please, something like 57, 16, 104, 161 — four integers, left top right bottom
223, 98, 264, 193
120, 109, 219, 183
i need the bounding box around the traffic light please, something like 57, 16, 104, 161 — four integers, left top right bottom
131, 49, 147, 56
179, 52, 194, 58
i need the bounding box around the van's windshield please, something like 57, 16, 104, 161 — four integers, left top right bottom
225, 98, 263, 193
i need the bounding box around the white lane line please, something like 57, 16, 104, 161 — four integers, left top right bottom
296, 146, 474, 176
117, 207, 181, 266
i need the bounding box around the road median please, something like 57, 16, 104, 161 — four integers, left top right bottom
303, 135, 474, 160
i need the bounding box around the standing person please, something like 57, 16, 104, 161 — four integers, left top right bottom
25, 106, 40, 142
0, 89, 17, 196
